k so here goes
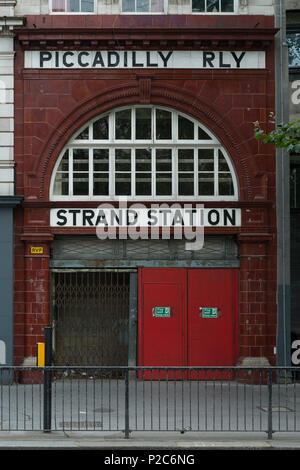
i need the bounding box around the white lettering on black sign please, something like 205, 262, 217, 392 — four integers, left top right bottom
24, 50, 266, 69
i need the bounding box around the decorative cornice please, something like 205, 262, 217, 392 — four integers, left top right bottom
20, 232, 54, 242
0, 16, 25, 34
16, 27, 278, 50
237, 232, 274, 243
0, 195, 23, 207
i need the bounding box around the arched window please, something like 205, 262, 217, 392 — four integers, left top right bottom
50, 106, 238, 201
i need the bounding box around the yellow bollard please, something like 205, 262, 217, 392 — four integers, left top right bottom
37, 342, 45, 367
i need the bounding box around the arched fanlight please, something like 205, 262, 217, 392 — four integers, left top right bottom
50, 105, 238, 201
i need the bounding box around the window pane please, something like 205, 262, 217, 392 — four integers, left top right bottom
68, 0, 80, 11
156, 149, 172, 171
73, 149, 89, 171
221, 0, 234, 11
115, 109, 132, 140
218, 149, 234, 194
136, 108, 152, 140
178, 115, 194, 140
136, 179, 151, 196
178, 149, 194, 171
57, 150, 69, 171
115, 149, 131, 171
122, 0, 135, 12
136, 149, 152, 196
290, 165, 300, 208
82, 0, 94, 12
286, 33, 300, 67
94, 149, 109, 171
115, 176, 131, 195
137, 0, 149, 11
192, 0, 205, 11
93, 117, 109, 140
219, 176, 234, 195
179, 173, 194, 196
151, 0, 164, 12
198, 173, 214, 195
178, 149, 194, 196
156, 110, 172, 140
218, 149, 230, 171
156, 174, 172, 195
198, 149, 214, 171
115, 149, 131, 195
207, 0, 219, 12
73, 173, 89, 195
54, 173, 69, 195
93, 178, 109, 196
135, 149, 151, 171
156, 149, 172, 195
198, 126, 212, 140
52, 0, 65, 12
75, 126, 89, 140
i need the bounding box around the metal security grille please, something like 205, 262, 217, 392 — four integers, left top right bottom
51, 270, 130, 368
50, 235, 239, 269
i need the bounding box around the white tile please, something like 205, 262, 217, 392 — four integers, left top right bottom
0, 167, 14, 183
0, 132, 13, 146
0, 182, 14, 196
0, 147, 13, 160
0, 104, 13, 118
0, 76, 13, 89
0, 38, 14, 53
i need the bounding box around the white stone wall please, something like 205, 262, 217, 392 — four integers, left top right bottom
0, 3, 16, 196
14, 0, 275, 16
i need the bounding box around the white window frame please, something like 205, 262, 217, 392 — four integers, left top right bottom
49, 0, 96, 14
121, 0, 166, 14
189, 0, 238, 14
49, 0, 238, 14
120, 0, 238, 14
50, 105, 239, 201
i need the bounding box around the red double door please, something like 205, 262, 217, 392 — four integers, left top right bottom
138, 268, 239, 376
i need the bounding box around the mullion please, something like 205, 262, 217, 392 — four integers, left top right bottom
214, 148, 218, 196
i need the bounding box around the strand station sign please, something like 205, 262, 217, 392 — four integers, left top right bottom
50, 206, 241, 250
25, 50, 266, 69
50, 207, 241, 228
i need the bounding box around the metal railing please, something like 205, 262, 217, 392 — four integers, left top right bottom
0, 366, 299, 438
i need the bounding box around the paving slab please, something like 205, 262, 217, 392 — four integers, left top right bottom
0, 430, 300, 449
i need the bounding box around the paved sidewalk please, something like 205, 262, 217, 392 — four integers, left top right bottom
0, 430, 300, 449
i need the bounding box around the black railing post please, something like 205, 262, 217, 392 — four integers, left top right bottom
267, 369, 273, 439
124, 369, 130, 439
43, 326, 52, 433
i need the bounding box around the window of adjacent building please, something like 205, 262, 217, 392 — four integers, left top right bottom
50, 0, 236, 13
50, 106, 238, 201
287, 12, 300, 209
51, 0, 95, 12
287, 11, 300, 68
191, 0, 234, 13
290, 160, 300, 209
122, 0, 164, 12
287, 31, 300, 68
121, 0, 235, 12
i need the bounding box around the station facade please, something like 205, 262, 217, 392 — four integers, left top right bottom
0, 0, 281, 372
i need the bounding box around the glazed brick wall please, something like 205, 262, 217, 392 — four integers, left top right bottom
13, 16, 277, 366
239, 237, 277, 365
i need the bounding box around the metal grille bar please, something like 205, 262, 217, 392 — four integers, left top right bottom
0, 367, 299, 437
52, 271, 130, 368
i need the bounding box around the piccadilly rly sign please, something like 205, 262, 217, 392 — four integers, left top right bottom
25, 50, 266, 69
